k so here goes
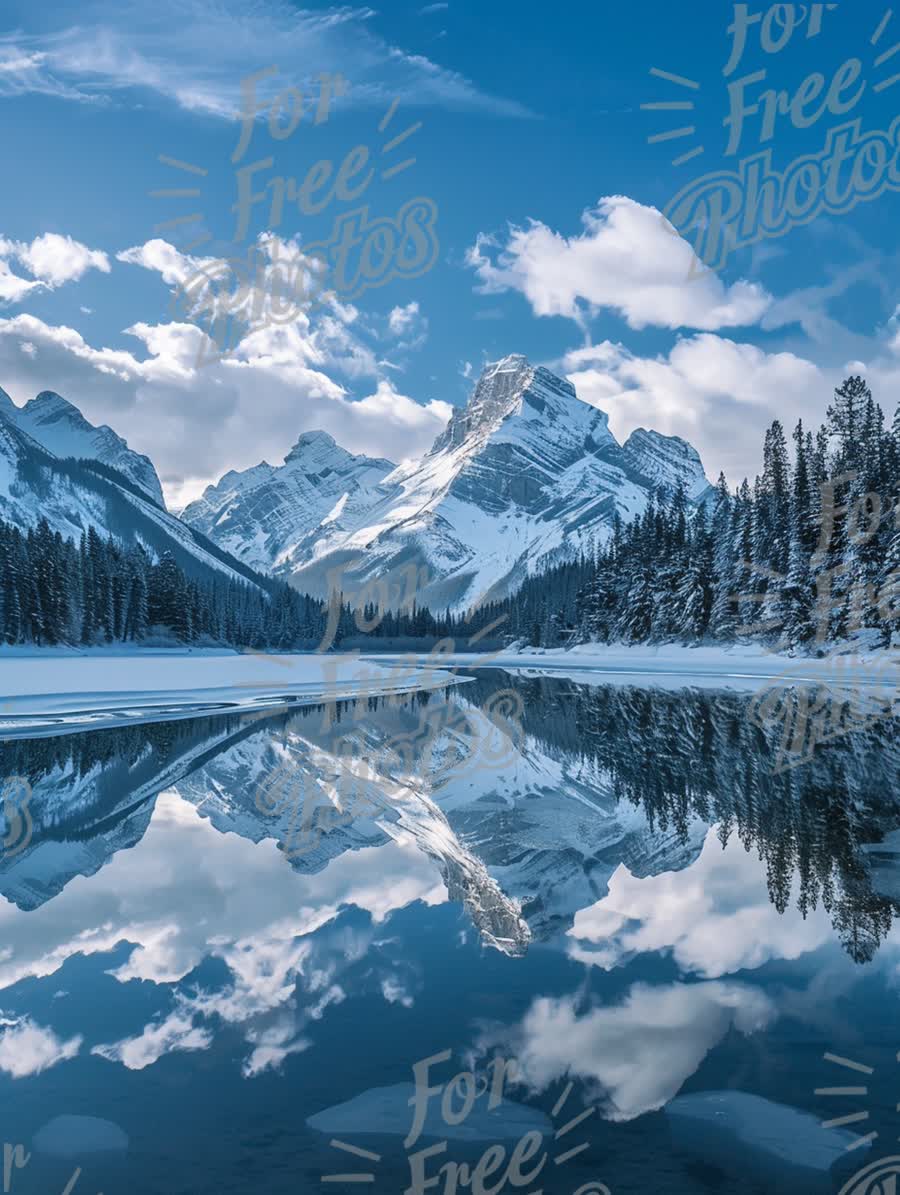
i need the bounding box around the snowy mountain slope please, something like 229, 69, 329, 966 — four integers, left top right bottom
280, 355, 711, 608
0, 399, 267, 590
622, 428, 713, 503
181, 431, 394, 576
0, 387, 165, 506
182, 355, 711, 611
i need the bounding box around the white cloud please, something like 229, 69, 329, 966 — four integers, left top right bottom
563, 333, 831, 484
351, 378, 451, 443
568, 831, 833, 978
12, 232, 110, 287
388, 300, 421, 336
478, 981, 774, 1121
467, 196, 772, 332
0, 0, 529, 118
0, 258, 41, 304
0, 1014, 82, 1078
385, 300, 428, 354
0, 232, 452, 502
92, 1008, 211, 1071
0, 232, 110, 304
116, 238, 209, 288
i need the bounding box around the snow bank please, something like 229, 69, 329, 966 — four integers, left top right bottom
381, 642, 900, 694
0, 648, 464, 739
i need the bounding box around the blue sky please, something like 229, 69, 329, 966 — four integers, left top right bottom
1, 0, 899, 506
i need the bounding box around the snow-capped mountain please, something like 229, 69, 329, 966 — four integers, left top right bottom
181, 430, 394, 576
1, 387, 164, 506
182, 355, 711, 610
622, 427, 712, 503
0, 395, 267, 590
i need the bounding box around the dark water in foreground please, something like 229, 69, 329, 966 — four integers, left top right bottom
1, 670, 900, 1195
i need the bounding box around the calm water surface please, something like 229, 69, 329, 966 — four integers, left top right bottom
1, 670, 899, 1194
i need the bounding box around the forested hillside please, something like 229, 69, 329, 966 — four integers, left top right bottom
0, 520, 328, 649
487, 376, 900, 652
2, 375, 898, 656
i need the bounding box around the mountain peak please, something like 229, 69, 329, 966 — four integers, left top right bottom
293, 429, 336, 449
284, 429, 340, 466
284, 429, 393, 473
0, 386, 17, 421
622, 428, 710, 501
29, 389, 80, 413
182, 430, 395, 575
11, 388, 166, 506
431, 354, 591, 456
483, 352, 531, 377
181, 352, 710, 613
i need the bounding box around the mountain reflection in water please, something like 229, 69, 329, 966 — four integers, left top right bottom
2, 671, 900, 1194
2, 672, 899, 963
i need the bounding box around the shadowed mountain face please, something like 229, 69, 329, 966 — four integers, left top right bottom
0, 387, 164, 506
0, 392, 269, 589
180, 430, 395, 576
179, 355, 712, 609
2, 673, 898, 962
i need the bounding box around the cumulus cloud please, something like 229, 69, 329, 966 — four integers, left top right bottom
467, 196, 772, 332
0, 0, 529, 118
384, 301, 429, 356
563, 333, 833, 484
0, 231, 452, 503
350, 379, 451, 446
0, 258, 41, 304
568, 831, 833, 978
0, 1013, 82, 1078
12, 232, 110, 286
388, 301, 420, 335
477, 981, 774, 1121
116, 238, 209, 288
0, 232, 109, 303
570, 330, 900, 481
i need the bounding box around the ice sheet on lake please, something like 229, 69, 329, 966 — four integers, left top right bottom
307, 1081, 551, 1141
666, 1090, 870, 1193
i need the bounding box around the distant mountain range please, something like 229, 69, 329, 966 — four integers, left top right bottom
0, 386, 267, 592
0, 356, 710, 609
182, 355, 711, 609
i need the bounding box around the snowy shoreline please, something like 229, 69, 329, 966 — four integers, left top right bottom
0, 648, 467, 739
1, 641, 896, 740
363, 641, 900, 693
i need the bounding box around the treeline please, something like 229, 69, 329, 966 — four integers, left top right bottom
0, 521, 329, 649
4, 374, 898, 654
0, 512, 508, 651
482, 672, 900, 961
487, 376, 900, 651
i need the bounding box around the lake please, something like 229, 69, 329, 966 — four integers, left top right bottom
1, 668, 899, 1195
